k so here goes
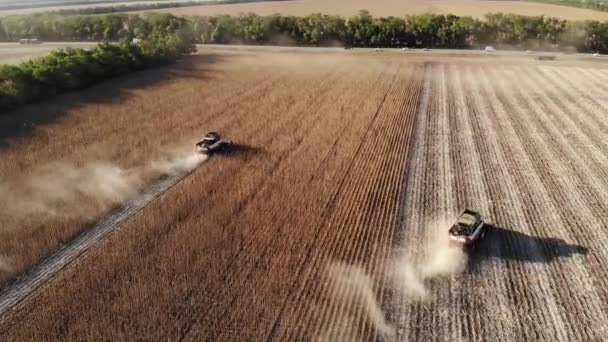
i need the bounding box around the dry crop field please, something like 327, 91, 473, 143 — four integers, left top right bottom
0, 48, 608, 340
149, 0, 608, 21
0, 43, 98, 64
0, 1, 214, 15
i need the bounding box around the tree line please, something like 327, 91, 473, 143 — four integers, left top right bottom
0, 28, 194, 112
1, 11, 607, 52
189, 11, 608, 53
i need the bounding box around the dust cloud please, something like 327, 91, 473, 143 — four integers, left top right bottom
148, 150, 207, 176
0, 150, 206, 221
324, 219, 467, 341
326, 263, 396, 341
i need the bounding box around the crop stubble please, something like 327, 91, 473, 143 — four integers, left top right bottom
391, 60, 608, 341
1, 51, 608, 340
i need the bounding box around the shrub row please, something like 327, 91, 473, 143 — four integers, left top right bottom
0, 34, 194, 112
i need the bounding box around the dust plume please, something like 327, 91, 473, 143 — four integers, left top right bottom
0, 256, 14, 273
148, 150, 207, 176
418, 219, 468, 278
324, 263, 396, 341
0, 150, 206, 221
322, 218, 467, 340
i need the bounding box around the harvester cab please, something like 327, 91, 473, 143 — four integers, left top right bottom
196, 132, 226, 155
448, 209, 486, 247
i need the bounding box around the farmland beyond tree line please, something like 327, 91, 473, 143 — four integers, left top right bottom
1, 11, 608, 53
525, 0, 608, 13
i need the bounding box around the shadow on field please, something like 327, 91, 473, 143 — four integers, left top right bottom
219, 142, 264, 158
0, 53, 233, 149
468, 224, 588, 271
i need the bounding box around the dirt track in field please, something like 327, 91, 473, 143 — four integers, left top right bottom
1, 48, 608, 340
0, 159, 205, 316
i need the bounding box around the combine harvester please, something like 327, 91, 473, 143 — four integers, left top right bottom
448, 209, 487, 248
196, 132, 229, 155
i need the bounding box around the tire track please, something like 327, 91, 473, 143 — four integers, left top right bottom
390, 63, 446, 341
0, 162, 205, 318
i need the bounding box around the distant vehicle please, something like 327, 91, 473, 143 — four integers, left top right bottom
525, 50, 533, 53
344, 46, 353, 50
423, 48, 430, 51
448, 209, 486, 247
19, 38, 42, 45
401, 47, 409, 51
375, 48, 384, 52
593, 52, 601, 57
196, 132, 227, 155
536, 55, 556, 61
485, 46, 496, 52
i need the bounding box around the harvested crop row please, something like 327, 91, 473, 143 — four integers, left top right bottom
390, 60, 608, 341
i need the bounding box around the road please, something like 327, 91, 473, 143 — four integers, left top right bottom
196, 44, 606, 60
1, 42, 604, 66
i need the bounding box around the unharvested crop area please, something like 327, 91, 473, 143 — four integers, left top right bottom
151, 0, 608, 21
1, 48, 608, 340
0, 49, 275, 286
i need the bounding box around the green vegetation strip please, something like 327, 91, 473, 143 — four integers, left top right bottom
0, 15, 195, 112
2, 10, 607, 111
1, 11, 607, 52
